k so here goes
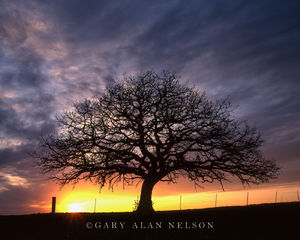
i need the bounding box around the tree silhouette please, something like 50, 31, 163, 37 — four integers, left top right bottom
36, 71, 279, 214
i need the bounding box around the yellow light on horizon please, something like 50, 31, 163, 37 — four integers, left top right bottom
51, 181, 300, 213
67, 203, 83, 213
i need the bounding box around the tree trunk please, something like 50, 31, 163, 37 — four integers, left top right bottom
135, 178, 157, 214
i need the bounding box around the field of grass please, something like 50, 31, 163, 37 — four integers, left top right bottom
0, 202, 299, 240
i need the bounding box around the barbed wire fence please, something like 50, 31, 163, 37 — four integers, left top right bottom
171, 189, 300, 211
0, 189, 299, 215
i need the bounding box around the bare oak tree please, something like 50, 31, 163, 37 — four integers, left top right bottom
36, 71, 279, 214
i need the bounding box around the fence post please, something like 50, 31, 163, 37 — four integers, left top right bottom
275, 192, 277, 203
180, 195, 182, 210
94, 199, 97, 213
246, 192, 249, 206
297, 190, 299, 201
51, 197, 56, 214
215, 193, 218, 208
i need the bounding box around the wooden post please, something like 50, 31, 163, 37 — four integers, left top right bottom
275, 192, 277, 203
297, 190, 299, 201
215, 193, 218, 208
51, 197, 56, 214
180, 195, 182, 210
246, 192, 249, 206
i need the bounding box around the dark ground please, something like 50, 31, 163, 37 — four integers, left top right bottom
0, 202, 299, 240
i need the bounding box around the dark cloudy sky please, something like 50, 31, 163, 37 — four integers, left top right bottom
1, 0, 300, 214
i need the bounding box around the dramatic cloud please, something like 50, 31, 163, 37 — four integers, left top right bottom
0, 0, 299, 214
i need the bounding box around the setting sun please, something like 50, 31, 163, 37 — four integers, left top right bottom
67, 203, 83, 213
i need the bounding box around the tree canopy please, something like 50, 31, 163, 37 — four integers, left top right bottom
36, 71, 279, 213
